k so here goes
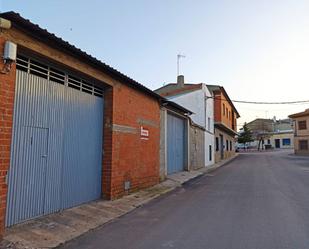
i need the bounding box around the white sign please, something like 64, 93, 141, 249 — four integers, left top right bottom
141, 126, 149, 140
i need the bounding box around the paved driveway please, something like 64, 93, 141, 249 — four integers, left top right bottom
59, 150, 309, 249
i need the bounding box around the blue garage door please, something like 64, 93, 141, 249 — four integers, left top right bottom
167, 113, 186, 174
6, 56, 104, 227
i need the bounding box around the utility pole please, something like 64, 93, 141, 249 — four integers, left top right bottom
177, 54, 185, 76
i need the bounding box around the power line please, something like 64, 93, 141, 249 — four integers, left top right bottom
232, 99, 309, 105
206, 96, 309, 105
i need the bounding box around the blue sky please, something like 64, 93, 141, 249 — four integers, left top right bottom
1, 0, 309, 126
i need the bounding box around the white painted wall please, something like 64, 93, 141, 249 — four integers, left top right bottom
203, 84, 215, 166
167, 84, 215, 167
168, 89, 205, 127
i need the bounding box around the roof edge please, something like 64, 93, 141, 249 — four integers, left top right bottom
161, 100, 193, 115
289, 109, 309, 118
0, 11, 164, 102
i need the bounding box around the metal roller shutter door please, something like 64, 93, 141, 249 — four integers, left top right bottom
6, 56, 104, 227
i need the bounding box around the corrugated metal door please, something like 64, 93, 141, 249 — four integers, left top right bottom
6, 60, 104, 227
60, 87, 103, 209
6, 127, 48, 224
167, 113, 186, 174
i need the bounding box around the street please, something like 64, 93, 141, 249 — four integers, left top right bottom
59, 150, 309, 249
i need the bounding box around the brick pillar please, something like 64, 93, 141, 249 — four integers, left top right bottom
102, 87, 113, 200
0, 37, 16, 236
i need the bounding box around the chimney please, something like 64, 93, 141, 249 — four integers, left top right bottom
177, 75, 184, 88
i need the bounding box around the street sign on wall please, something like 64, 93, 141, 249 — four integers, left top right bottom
141, 126, 149, 140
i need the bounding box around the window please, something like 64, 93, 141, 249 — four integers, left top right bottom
268, 139, 271, 144
226, 140, 229, 151
216, 137, 219, 151
230, 141, 232, 150
298, 120, 307, 130
282, 138, 291, 146
209, 145, 212, 161
223, 104, 225, 116
299, 140, 308, 150
208, 117, 211, 131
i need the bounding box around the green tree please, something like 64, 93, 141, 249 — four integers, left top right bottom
238, 123, 254, 148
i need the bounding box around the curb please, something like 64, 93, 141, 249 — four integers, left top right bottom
204, 154, 239, 174
181, 174, 204, 186
61, 154, 240, 249
58, 154, 241, 248
4, 154, 240, 249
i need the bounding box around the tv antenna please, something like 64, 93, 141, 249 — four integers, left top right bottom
177, 54, 186, 76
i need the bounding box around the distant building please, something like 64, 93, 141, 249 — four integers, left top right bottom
241, 118, 294, 150
246, 118, 274, 133
289, 109, 309, 155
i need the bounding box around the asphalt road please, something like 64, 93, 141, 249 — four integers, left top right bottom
59, 150, 309, 249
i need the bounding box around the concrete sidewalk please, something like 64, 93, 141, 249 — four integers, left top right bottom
1, 154, 238, 249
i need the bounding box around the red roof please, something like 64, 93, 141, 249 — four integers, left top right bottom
289, 109, 309, 118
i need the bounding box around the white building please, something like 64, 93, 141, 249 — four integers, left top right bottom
237, 118, 294, 150
155, 76, 215, 167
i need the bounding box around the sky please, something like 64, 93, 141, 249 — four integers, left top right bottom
1, 0, 309, 128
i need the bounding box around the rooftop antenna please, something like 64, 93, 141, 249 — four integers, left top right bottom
177, 54, 186, 76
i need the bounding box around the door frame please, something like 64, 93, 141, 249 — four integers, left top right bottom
165, 110, 189, 175
6, 63, 105, 227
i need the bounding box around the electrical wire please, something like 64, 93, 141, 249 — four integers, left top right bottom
206, 96, 309, 105
232, 99, 309, 105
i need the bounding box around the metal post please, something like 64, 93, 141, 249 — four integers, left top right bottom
177, 54, 185, 76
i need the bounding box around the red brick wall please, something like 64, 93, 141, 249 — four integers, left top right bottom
220, 92, 232, 128
0, 36, 160, 239
105, 84, 160, 199
0, 37, 16, 235
214, 92, 222, 123
1, 26, 161, 201
102, 87, 114, 199
214, 91, 237, 132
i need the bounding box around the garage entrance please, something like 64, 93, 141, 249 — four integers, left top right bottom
6, 55, 104, 227
167, 113, 187, 174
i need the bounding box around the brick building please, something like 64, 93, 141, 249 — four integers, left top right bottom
207, 85, 240, 163
0, 12, 188, 234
